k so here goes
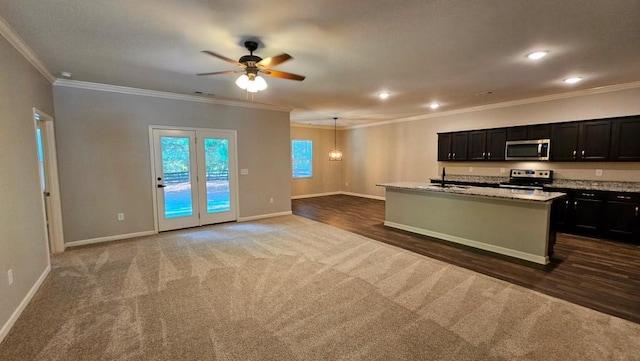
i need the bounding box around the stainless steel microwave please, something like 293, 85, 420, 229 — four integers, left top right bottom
505, 139, 551, 161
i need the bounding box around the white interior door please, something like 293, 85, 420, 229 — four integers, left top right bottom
197, 130, 238, 225
153, 129, 200, 231
34, 109, 64, 253
152, 128, 238, 232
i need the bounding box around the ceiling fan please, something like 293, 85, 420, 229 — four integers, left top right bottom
197, 40, 305, 93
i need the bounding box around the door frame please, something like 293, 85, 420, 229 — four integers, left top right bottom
148, 125, 240, 233
33, 108, 65, 253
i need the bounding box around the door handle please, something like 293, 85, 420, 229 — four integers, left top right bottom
157, 184, 167, 188
453, 152, 456, 159
448, 152, 451, 160
581, 150, 585, 158
482, 152, 486, 158
572, 150, 576, 159
487, 152, 491, 158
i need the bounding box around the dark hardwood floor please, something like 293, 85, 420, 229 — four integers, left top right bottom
292, 194, 640, 324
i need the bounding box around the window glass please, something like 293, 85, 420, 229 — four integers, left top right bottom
292, 140, 313, 178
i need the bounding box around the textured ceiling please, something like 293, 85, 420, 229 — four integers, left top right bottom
1, 0, 639, 127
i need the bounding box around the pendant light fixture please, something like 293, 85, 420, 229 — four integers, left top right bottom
329, 117, 343, 161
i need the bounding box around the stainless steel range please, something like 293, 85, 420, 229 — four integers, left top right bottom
499, 169, 553, 190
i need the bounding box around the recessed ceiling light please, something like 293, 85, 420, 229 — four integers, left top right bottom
60, 71, 72, 78
526, 51, 548, 60
564, 77, 583, 84
429, 102, 440, 109
378, 91, 390, 100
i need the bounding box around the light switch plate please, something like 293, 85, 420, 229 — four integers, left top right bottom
595, 169, 603, 176
240, 169, 249, 175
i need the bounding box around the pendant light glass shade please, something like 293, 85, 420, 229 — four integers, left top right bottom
329, 117, 342, 161
236, 74, 268, 93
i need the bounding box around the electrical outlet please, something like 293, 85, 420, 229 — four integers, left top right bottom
117, 213, 124, 221
346, 182, 349, 187
468, 167, 473, 172
8, 269, 13, 285
240, 168, 249, 175
500, 167, 506, 173
595, 169, 603, 176
269, 198, 274, 204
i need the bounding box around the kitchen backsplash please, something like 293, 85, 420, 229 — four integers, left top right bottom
441, 162, 640, 182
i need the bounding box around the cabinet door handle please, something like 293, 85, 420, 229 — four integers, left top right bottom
572, 150, 577, 158
448, 152, 451, 160
482, 152, 486, 158
636, 206, 639, 216
574, 201, 578, 209
581, 150, 585, 158
488, 152, 491, 158
565, 200, 569, 208
617, 195, 631, 200
582, 193, 594, 197
453, 152, 456, 159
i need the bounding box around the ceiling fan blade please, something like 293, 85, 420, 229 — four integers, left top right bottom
202, 51, 244, 67
257, 53, 292, 68
196, 70, 243, 76
261, 69, 306, 81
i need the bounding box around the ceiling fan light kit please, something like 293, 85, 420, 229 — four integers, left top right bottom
198, 40, 305, 94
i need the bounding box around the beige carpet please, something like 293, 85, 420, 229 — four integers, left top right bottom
1, 215, 638, 360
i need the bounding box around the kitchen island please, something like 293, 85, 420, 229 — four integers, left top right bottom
377, 182, 566, 264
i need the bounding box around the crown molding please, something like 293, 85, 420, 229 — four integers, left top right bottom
53, 79, 292, 112
348, 81, 640, 129
0, 15, 56, 83
290, 123, 346, 130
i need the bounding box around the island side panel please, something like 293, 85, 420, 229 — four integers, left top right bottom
384, 188, 552, 264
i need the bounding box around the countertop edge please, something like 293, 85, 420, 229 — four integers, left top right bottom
378, 182, 566, 203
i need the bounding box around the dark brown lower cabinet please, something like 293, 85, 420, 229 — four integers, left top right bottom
549, 188, 639, 242
605, 193, 640, 238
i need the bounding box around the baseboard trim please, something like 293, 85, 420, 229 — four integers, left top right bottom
238, 211, 293, 222
0, 264, 51, 343
291, 192, 341, 199
65, 230, 156, 248
384, 221, 548, 265
340, 192, 386, 201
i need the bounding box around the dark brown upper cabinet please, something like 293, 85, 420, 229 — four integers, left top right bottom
551, 120, 611, 161
468, 131, 487, 160
610, 115, 640, 161
506, 124, 551, 141
437, 132, 468, 161
468, 129, 506, 160
437, 133, 452, 161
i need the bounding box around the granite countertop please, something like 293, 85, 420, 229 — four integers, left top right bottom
377, 182, 566, 202
428, 175, 640, 193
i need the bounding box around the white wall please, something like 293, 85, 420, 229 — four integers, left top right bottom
0, 34, 53, 340
53, 85, 292, 243
343, 86, 640, 198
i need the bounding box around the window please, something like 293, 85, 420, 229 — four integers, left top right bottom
292, 140, 313, 178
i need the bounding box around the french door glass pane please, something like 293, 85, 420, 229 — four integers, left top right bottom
204, 138, 230, 213
36, 128, 46, 190
161, 136, 193, 218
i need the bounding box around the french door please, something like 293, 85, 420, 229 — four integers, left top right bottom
152, 128, 238, 232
